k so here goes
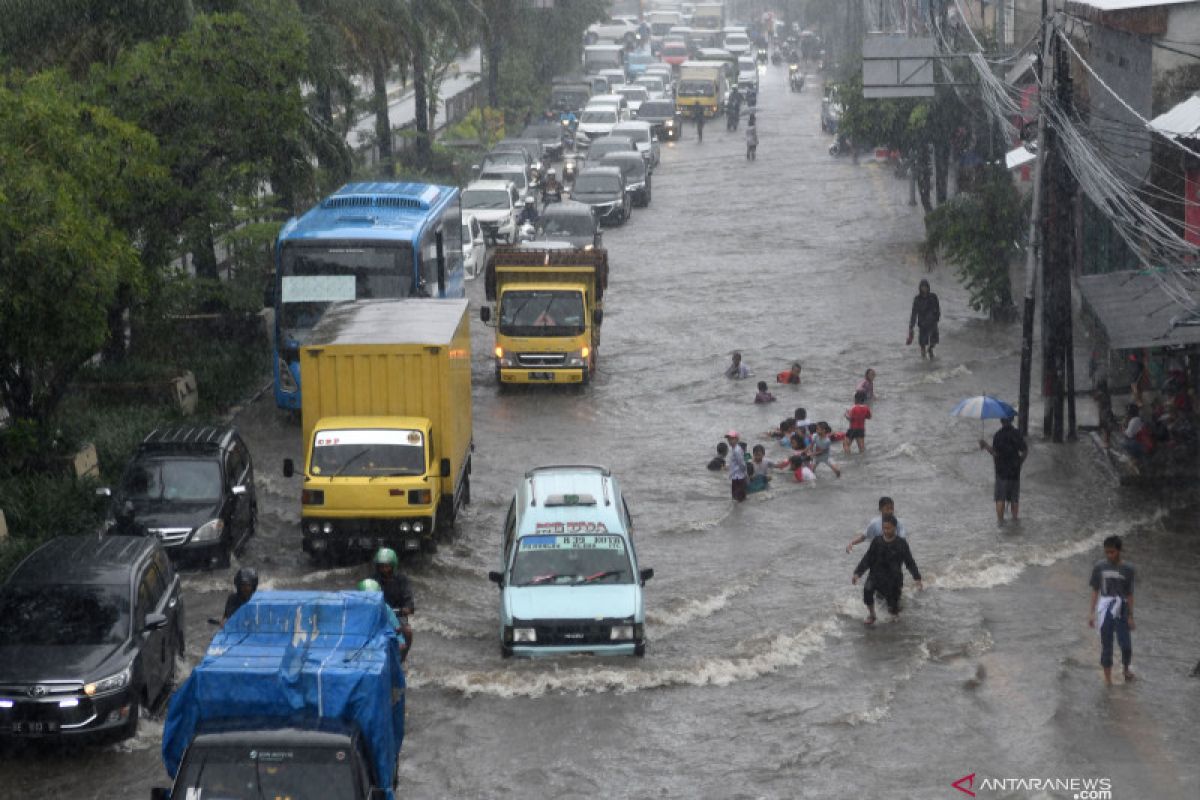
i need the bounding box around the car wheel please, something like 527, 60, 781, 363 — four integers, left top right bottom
213, 534, 232, 570
634, 643, 646, 658
117, 693, 142, 741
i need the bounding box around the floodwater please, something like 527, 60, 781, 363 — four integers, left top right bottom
3, 63, 1199, 800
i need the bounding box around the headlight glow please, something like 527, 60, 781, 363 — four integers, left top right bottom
610, 625, 634, 640
512, 627, 537, 643
84, 664, 132, 697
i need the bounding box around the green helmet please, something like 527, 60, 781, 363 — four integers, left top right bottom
373, 548, 399, 568
357, 578, 382, 592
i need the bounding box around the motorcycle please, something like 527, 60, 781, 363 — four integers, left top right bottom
828, 133, 852, 157
789, 65, 804, 93
771, 50, 783, 66
756, 45, 768, 64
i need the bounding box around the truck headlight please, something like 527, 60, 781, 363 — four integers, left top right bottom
610, 625, 634, 641
278, 358, 297, 392
512, 627, 537, 643
412, 520, 425, 534
322, 521, 334, 534
566, 347, 590, 367
84, 664, 132, 697
192, 518, 225, 542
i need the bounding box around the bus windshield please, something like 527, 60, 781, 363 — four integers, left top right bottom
279, 244, 413, 339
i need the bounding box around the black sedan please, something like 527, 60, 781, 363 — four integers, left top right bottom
570, 166, 631, 226
635, 99, 683, 141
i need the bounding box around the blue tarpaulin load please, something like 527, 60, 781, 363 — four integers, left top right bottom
161, 590, 405, 794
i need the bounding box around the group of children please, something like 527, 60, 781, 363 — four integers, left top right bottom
714, 354, 881, 499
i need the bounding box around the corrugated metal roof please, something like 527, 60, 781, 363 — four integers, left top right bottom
1006, 145, 1037, 169
1150, 95, 1200, 141
1069, 0, 1197, 10
1078, 270, 1200, 350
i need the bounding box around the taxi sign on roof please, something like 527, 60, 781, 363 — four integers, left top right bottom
543, 493, 597, 507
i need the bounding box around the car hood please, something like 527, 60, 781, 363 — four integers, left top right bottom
578, 122, 615, 135
536, 233, 593, 249
134, 501, 221, 531
464, 209, 512, 223
0, 643, 129, 684
571, 191, 620, 204
506, 584, 640, 622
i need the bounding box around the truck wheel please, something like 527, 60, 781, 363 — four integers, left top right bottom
421, 537, 438, 556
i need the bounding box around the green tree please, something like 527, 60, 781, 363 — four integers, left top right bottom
0, 72, 161, 423
89, 1, 312, 278
923, 165, 1024, 319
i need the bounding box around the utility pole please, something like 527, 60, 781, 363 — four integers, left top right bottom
1017, 6, 1052, 439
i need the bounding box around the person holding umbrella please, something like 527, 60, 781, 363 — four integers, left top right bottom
979, 415, 1027, 523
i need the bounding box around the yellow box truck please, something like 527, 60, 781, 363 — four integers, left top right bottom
676, 62, 727, 118
283, 299, 472, 558
479, 246, 608, 386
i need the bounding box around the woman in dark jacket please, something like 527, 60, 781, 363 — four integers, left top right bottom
908, 279, 941, 359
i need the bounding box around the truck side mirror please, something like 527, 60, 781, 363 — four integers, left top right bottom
283, 459, 294, 478
480, 306, 491, 323
593, 309, 604, 325
488, 571, 504, 586
639, 567, 654, 584
439, 458, 451, 478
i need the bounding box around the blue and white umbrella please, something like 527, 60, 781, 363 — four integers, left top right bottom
950, 395, 1016, 420
951, 395, 1016, 437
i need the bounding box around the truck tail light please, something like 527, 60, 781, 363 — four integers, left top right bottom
301, 489, 325, 505
408, 489, 432, 505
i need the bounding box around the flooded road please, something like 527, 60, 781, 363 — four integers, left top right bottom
3, 63, 1199, 800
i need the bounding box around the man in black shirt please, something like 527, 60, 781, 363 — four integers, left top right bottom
979, 416, 1027, 523
852, 515, 923, 624
373, 548, 414, 660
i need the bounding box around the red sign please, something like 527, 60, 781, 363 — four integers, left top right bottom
1185, 169, 1200, 246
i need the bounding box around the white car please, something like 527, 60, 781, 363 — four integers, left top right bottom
461, 180, 519, 245
610, 121, 660, 168
585, 18, 638, 46
634, 75, 668, 99
576, 106, 622, 143
614, 84, 650, 115
461, 214, 486, 279
723, 32, 752, 57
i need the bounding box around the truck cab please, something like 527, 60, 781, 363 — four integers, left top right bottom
488, 465, 653, 658
479, 246, 608, 387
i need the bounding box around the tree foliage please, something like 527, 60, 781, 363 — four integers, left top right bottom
923, 166, 1025, 319
0, 72, 162, 422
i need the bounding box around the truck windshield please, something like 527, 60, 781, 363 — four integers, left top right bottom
0, 584, 129, 645
677, 80, 715, 97
280, 244, 412, 340
499, 291, 586, 337
178, 745, 359, 800
310, 429, 426, 477
511, 534, 632, 585
122, 458, 222, 503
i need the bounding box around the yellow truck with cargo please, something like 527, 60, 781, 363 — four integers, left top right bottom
676, 62, 726, 118
283, 299, 473, 558
479, 245, 609, 386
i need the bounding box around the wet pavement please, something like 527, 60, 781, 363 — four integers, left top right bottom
3, 62, 1199, 800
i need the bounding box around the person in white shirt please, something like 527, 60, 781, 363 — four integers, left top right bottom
725, 351, 751, 379
846, 496, 907, 552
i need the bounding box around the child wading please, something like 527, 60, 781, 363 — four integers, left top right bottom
844, 390, 872, 453
852, 514, 922, 624
1088, 535, 1136, 685
745, 114, 758, 160
808, 422, 842, 478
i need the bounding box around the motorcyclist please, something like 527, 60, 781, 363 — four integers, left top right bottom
110, 500, 150, 537
371, 548, 414, 661
542, 169, 562, 209
357, 578, 408, 658
518, 196, 539, 226
220, 567, 258, 625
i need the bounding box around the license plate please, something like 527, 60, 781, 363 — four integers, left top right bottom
528, 372, 554, 381
12, 720, 59, 734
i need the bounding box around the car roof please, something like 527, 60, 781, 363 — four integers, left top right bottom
139, 425, 235, 454
541, 200, 594, 217
588, 94, 623, 103
612, 121, 652, 131
601, 152, 645, 169
8, 535, 155, 586
465, 179, 515, 192
614, 85, 648, 94
516, 465, 626, 535
577, 165, 623, 178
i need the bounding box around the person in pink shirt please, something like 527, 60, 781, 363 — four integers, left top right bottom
844, 390, 872, 453
855, 368, 876, 403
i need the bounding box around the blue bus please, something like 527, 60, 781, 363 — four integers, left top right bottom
272, 182, 465, 409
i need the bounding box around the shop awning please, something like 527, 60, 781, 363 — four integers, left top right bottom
1078, 270, 1200, 350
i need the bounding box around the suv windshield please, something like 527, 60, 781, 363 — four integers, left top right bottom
541, 214, 594, 237
123, 458, 222, 503
179, 746, 358, 800
483, 152, 524, 168
310, 429, 425, 477
462, 189, 511, 210
499, 290, 585, 337
0, 584, 130, 645
573, 174, 620, 194
511, 534, 632, 585
638, 101, 674, 117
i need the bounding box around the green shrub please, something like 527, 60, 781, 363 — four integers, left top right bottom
0, 473, 106, 580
